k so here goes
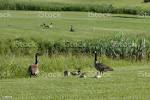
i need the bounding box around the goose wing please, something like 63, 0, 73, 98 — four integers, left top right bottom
100, 63, 114, 71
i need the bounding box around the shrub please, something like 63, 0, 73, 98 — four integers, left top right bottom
0, 0, 150, 15
0, 35, 150, 61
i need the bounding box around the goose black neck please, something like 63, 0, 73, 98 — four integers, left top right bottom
94, 51, 97, 65
35, 54, 38, 64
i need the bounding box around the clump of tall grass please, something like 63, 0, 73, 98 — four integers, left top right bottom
0, 54, 93, 79
0, 54, 147, 79
0, 34, 150, 61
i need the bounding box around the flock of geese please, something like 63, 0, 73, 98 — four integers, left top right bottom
40, 22, 75, 32
28, 50, 113, 78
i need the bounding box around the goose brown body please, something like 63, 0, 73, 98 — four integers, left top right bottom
28, 53, 40, 77
94, 51, 113, 74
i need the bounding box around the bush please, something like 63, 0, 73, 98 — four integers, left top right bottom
0, 35, 150, 61
0, 0, 150, 15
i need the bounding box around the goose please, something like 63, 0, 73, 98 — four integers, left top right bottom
79, 72, 87, 78
94, 50, 113, 76
70, 25, 74, 32
70, 68, 81, 76
28, 53, 40, 78
64, 70, 70, 77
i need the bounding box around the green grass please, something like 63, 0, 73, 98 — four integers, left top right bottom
0, 54, 149, 78
1, 0, 150, 9
18, 0, 150, 9
0, 65, 150, 100
1, 0, 150, 15
0, 7, 150, 100
0, 2, 150, 99
1, 11, 150, 60
1, 11, 150, 40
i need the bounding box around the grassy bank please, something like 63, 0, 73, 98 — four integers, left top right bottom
0, 54, 149, 79
0, 35, 150, 60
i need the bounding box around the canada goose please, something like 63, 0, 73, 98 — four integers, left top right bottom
28, 53, 40, 78
94, 50, 113, 75
64, 70, 70, 77
49, 23, 53, 28
70, 68, 81, 76
70, 25, 74, 32
79, 72, 87, 78
40, 23, 45, 27
40, 23, 49, 29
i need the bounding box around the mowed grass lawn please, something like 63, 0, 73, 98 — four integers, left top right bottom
0, 65, 150, 100
1, 10, 150, 40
